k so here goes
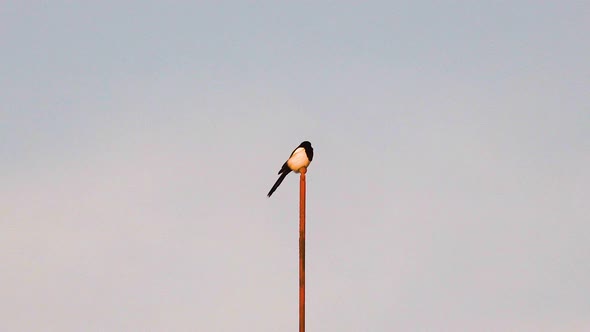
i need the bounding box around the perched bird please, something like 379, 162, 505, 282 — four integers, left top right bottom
267, 141, 314, 197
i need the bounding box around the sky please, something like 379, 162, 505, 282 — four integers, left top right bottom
2, 2, 589, 331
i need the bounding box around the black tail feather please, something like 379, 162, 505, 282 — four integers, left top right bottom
267, 169, 291, 197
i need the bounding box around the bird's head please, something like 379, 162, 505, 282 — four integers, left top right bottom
300, 141, 312, 148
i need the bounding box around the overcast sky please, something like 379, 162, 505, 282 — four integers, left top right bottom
2, 2, 589, 331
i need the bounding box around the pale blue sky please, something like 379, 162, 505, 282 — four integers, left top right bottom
2, 2, 589, 331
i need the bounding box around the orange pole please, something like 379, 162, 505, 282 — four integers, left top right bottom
299, 167, 307, 332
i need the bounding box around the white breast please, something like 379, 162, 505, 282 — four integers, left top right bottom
287, 147, 310, 172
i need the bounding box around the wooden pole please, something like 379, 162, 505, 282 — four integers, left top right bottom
299, 167, 307, 332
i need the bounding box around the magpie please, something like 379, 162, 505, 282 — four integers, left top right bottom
267, 141, 314, 197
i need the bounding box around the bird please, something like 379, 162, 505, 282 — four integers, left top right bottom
267, 141, 314, 197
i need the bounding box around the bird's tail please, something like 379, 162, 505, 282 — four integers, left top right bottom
267, 170, 291, 197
